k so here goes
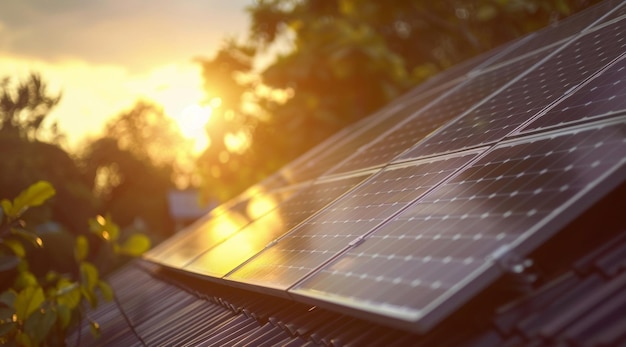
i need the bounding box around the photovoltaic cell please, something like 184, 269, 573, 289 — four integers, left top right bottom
226, 151, 480, 290
486, 0, 624, 67
522, 56, 626, 132
400, 18, 626, 160
595, 0, 626, 24
144, 185, 301, 269
283, 80, 464, 181
183, 173, 371, 277
292, 119, 626, 332
325, 46, 556, 176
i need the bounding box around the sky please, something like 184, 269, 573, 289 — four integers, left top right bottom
0, 0, 252, 149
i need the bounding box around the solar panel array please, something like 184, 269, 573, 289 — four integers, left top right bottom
145, 1, 626, 333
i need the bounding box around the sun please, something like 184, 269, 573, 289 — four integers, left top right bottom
174, 104, 213, 153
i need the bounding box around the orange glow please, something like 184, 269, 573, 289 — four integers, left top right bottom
173, 104, 213, 153
224, 130, 251, 154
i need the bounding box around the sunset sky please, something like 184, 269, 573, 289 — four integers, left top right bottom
0, 0, 252, 150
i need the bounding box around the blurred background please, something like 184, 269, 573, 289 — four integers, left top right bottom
0, 0, 602, 245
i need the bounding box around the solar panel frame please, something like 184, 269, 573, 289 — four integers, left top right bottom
291, 117, 626, 333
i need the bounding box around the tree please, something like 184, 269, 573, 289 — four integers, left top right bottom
82, 102, 189, 239
0, 73, 63, 143
0, 73, 98, 238
195, 0, 602, 201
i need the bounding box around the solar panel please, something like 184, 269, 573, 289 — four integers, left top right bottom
521, 55, 626, 132
291, 118, 626, 332
282, 80, 464, 182
183, 173, 372, 278
325, 46, 558, 175
399, 17, 626, 161
225, 151, 480, 291
595, 0, 626, 24
144, 184, 302, 268
485, 0, 625, 67
143, 0, 626, 336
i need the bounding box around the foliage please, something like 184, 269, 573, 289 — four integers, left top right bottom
0, 73, 63, 143
100, 101, 191, 172
81, 101, 188, 239
196, 0, 601, 202
0, 181, 150, 346
0, 73, 177, 249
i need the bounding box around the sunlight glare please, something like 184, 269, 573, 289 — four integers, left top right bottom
175, 104, 213, 153
224, 130, 251, 154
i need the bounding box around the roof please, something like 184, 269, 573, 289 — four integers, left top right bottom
67, 184, 625, 345
68, 1, 626, 345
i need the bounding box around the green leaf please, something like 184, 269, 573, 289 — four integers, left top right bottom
14, 286, 44, 321
118, 234, 151, 257
11, 228, 43, 248
80, 287, 98, 309
23, 301, 56, 347
0, 199, 13, 219
89, 214, 120, 242
56, 304, 71, 329
3, 239, 25, 258
0, 255, 20, 272
74, 235, 88, 261
15, 331, 33, 347
45, 271, 59, 283
97, 281, 114, 302
56, 280, 80, 310
11, 181, 56, 217
13, 271, 38, 291
80, 262, 99, 290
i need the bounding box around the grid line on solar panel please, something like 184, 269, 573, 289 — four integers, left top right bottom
224, 151, 482, 291
144, 183, 305, 269
399, 18, 626, 161
182, 172, 373, 278
324, 46, 558, 176
286, 80, 467, 182
519, 54, 626, 132
291, 117, 626, 332
485, 0, 624, 67
594, 0, 626, 25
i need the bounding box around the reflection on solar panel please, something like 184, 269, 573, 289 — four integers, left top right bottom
146, 1, 626, 334
226, 151, 480, 290
184, 173, 372, 278
144, 185, 300, 268
292, 118, 626, 331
